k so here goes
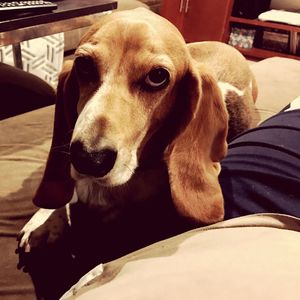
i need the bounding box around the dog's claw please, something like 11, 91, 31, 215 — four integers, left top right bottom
17, 227, 35, 255
16, 232, 22, 242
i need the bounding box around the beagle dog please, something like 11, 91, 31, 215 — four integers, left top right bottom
18, 8, 257, 270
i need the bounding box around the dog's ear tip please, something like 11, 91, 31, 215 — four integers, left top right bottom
33, 180, 74, 209
204, 201, 225, 224
172, 190, 224, 225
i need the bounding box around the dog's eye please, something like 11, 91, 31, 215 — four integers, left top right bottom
144, 68, 170, 90
75, 56, 98, 82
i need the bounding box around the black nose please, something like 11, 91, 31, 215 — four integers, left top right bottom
70, 141, 117, 178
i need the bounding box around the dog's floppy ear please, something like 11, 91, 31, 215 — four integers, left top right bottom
33, 61, 78, 208
166, 63, 228, 224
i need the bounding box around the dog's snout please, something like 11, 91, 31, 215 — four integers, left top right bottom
70, 141, 117, 178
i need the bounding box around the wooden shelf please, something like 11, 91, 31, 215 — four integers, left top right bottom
229, 16, 300, 32
228, 16, 300, 60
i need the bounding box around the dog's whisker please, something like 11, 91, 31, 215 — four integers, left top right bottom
51, 143, 70, 150
256, 109, 276, 113
51, 148, 71, 156
123, 164, 134, 173
58, 151, 71, 156
50, 145, 71, 156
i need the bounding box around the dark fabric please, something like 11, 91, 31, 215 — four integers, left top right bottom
220, 109, 300, 220
0, 63, 55, 120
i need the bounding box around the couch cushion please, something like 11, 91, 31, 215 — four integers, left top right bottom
62, 214, 300, 300
0, 106, 54, 299
250, 57, 300, 123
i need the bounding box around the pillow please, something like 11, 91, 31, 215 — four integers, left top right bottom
0, 34, 64, 87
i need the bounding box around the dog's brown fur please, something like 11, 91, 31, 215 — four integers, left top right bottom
19, 9, 257, 268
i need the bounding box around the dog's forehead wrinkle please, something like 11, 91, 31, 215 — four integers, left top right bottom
76, 43, 97, 55
89, 18, 171, 57
98, 17, 156, 39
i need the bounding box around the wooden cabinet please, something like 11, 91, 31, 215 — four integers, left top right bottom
160, 0, 234, 42
161, 0, 300, 60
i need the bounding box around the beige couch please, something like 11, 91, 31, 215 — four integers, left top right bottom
62, 213, 300, 300
1, 57, 300, 299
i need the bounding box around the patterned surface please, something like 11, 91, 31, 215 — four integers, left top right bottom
0, 33, 64, 87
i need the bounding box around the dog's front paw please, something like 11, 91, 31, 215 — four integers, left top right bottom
16, 207, 69, 272
16, 207, 70, 270
17, 209, 56, 253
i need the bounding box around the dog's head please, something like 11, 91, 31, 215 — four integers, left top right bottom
34, 8, 228, 224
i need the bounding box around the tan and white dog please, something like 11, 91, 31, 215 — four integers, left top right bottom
18, 8, 257, 277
